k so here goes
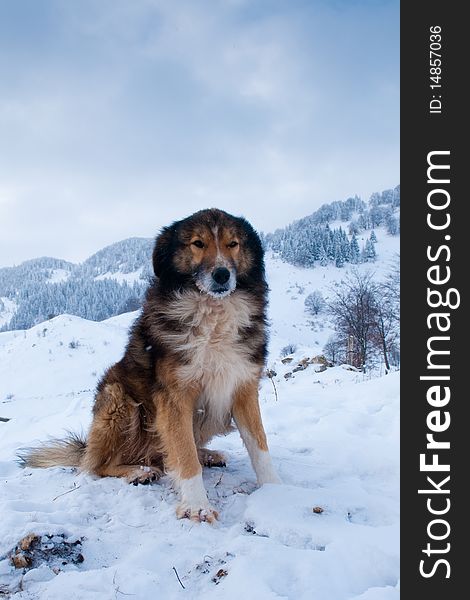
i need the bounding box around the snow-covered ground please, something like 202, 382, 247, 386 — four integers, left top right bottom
265, 225, 399, 360
0, 244, 399, 600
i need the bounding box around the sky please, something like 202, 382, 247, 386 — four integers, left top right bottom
0, 0, 399, 268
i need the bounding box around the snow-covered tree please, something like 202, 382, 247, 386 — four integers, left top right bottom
350, 234, 360, 264
386, 213, 400, 235
349, 220, 360, 236
362, 239, 376, 262
318, 245, 328, 267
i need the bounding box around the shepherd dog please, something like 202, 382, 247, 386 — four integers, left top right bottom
20, 208, 280, 522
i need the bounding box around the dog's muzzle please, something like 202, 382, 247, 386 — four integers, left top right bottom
195, 265, 236, 298
210, 267, 234, 296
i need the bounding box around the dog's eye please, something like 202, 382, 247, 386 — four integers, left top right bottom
192, 240, 204, 249
227, 241, 239, 248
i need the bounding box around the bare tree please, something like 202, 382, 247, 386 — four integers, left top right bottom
328, 271, 378, 371
374, 257, 400, 371
324, 334, 347, 365
327, 264, 400, 372
371, 289, 399, 372
383, 255, 400, 306
304, 291, 326, 316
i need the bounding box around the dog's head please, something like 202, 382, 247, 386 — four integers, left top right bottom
152, 209, 265, 297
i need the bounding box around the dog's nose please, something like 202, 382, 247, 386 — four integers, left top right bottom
212, 267, 230, 285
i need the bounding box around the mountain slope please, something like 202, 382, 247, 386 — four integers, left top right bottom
0, 311, 399, 600
0, 186, 399, 333
0, 192, 400, 597
0, 240, 152, 332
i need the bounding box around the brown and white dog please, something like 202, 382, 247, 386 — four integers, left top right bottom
20, 208, 280, 522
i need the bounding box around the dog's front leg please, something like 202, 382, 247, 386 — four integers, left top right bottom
155, 388, 218, 523
232, 381, 281, 486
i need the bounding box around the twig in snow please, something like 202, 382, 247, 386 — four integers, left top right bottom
52, 482, 81, 501
0, 417, 10, 422
172, 566, 185, 589
113, 571, 135, 597
115, 589, 135, 597
266, 370, 279, 402
214, 473, 223, 487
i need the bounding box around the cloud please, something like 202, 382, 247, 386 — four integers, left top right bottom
0, 0, 399, 266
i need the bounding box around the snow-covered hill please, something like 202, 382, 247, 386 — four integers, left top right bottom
0, 240, 152, 332
265, 224, 398, 362
0, 256, 399, 599
0, 189, 400, 598
0, 187, 399, 332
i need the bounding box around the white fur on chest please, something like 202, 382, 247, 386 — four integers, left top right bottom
167, 290, 260, 421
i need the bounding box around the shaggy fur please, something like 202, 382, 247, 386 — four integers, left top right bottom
19, 208, 280, 522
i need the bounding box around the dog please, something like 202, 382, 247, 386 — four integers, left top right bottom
20, 208, 280, 522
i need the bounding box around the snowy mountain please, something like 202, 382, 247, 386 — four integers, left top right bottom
74, 237, 154, 280
0, 187, 399, 333
0, 287, 399, 599
0, 239, 152, 332
264, 185, 399, 268
0, 189, 400, 598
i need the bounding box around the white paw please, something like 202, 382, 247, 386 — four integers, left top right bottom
176, 502, 219, 523
175, 474, 219, 522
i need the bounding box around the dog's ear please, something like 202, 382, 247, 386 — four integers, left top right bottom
240, 217, 264, 260
152, 225, 174, 278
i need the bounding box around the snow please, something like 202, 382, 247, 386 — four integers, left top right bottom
265, 225, 399, 359
46, 269, 71, 284
0, 297, 16, 328
0, 250, 399, 599
94, 267, 145, 284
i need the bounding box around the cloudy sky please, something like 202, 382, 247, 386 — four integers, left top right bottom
0, 0, 399, 267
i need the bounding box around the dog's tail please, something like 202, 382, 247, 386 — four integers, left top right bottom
17, 432, 87, 469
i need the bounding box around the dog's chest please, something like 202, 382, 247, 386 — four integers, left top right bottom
172, 292, 259, 405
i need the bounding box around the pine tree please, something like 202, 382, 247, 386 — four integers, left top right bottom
319, 245, 328, 267
369, 192, 381, 207
350, 234, 360, 264
386, 214, 400, 235
349, 220, 360, 235
363, 239, 377, 262
358, 211, 371, 230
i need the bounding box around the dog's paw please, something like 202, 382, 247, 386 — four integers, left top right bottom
198, 448, 227, 468
127, 466, 162, 486
176, 502, 219, 523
